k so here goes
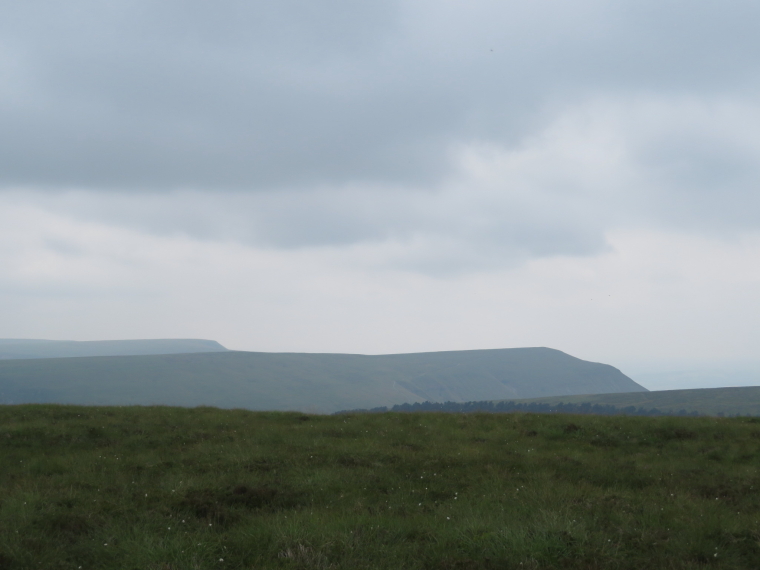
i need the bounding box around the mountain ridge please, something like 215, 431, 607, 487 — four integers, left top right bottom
497, 385, 760, 416
0, 338, 228, 360
0, 346, 644, 413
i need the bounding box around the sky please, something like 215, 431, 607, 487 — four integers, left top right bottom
1, 1, 759, 389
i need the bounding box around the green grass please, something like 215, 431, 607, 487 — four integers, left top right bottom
507, 386, 760, 417
2, 405, 760, 569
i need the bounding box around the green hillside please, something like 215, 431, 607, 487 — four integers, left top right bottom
1, 405, 759, 569
507, 386, 760, 416
0, 347, 644, 413
0, 338, 228, 359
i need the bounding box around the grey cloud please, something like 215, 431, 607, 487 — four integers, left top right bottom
625, 102, 760, 232
11, 88, 760, 273
3, 0, 760, 191
11, 176, 613, 275
3, 1, 760, 274
645, 141, 760, 229
1, 0, 455, 189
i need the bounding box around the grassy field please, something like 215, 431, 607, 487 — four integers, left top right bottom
2, 406, 760, 569
507, 386, 760, 417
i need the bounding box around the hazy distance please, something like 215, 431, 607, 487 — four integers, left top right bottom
1, 1, 758, 385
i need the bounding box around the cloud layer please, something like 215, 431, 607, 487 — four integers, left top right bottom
2, 1, 760, 370
3, 0, 760, 189
2, 196, 759, 369
7, 94, 760, 273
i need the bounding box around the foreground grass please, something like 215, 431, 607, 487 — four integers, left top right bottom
1, 406, 760, 569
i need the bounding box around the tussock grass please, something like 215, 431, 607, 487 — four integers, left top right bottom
1, 405, 760, 568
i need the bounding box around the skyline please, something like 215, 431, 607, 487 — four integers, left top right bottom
1, 1, 759, 389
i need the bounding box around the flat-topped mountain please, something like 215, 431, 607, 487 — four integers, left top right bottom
0, 346, 644, 413
0, 339, 228, 360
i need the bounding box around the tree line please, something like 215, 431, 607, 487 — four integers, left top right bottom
337, 399, 703, 417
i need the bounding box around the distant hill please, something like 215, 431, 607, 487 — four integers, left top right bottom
0, 339, 229, 360
0, 347, 644, 413
501, 386, 760, 417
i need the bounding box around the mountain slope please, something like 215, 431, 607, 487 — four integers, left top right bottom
505, 386, 760, 417
0, 347, 644, 413
0, 339, 228, 359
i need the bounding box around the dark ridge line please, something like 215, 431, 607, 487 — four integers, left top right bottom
334, 400, 736, 417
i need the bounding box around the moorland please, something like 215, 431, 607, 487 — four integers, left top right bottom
502, 386, 760, 417
0, 347, 644, 413
1, 404, 759, 569
350, 386, 760, 417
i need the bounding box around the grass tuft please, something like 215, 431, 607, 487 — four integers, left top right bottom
2, 405, 760, 568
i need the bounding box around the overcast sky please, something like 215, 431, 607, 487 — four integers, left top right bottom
2, 1, 759, 387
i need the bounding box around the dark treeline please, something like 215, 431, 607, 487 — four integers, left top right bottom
337, 400, 705, 417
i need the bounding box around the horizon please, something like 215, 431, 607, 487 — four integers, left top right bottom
2, 337, 760, 393
1, 1, 758, 386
